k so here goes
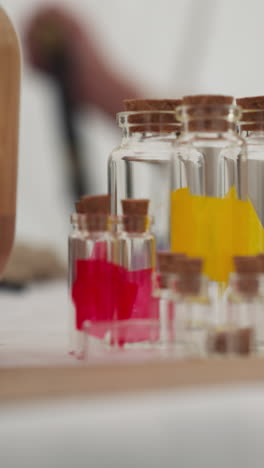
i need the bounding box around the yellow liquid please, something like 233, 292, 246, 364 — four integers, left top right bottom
171, 186, 264, 282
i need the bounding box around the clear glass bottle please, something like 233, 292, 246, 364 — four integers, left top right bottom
169, 258, 211, 358
152, 252, 185, 348
108, 99, 181, 251
71, 213, 118, 357
237, 96, 264, 247
213, 272, 259, 356
171, 95, 248, 289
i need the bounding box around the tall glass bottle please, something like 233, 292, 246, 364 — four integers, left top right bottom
108, 99, 181, 251
171, 95, 249, 288
237, 96, 264, 252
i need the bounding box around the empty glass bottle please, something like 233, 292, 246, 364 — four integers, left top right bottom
211, 255, 259, 356
237, 96, 264, 251
169, 257, 211, 358
108, 99, 181, 251
153, 252, 185, 347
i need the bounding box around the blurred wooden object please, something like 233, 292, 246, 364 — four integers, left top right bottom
0, 8, 20, 276
1, 357, 264, 402
2, 242, 66, 285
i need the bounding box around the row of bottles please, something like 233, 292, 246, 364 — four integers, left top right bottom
108, 95, 264, 288
68, 195, 155, 357
68, 195, 264, 359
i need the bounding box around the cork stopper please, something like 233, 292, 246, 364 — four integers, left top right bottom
122, 98, 181, 134
176, 257, 203, 295
75, 200, 85, 214
122, 199, 149, 216
181, 95, 235, 132
78, 194, 110, 231
81, 194, 110, 214
233, 256, 260, 295
237, 96, 264, 131
158, 252, 185, 274
121, 199, 149, 233
183, 95, 233, 106
258, 254, 264, 273
123, 99, 182, 112
178, 257, 203, 274
233, 256, 260, 274
237, 96, 264, 109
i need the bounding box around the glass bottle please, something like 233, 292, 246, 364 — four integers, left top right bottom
108, 99, 181, 251
169, 258, 211, 358
171, 95, 248, 291
114, 199, 156, 347
237, 96, 264, 250
152, 252, 185, 347
71, 212, 118, 357
211, 255, 259, 356
221, 273, 258, 356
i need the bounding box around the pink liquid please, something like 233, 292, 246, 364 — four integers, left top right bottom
72, 259, 157, 343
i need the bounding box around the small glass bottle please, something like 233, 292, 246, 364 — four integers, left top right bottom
153, 252, 185, 347
108, 99, 181, 251
70, 195, 117, 357
115, 199, 156, 346
211, 256, 259, 356
237, 96, 264, 251
169, 257, 211, 358
171, 95, 248, 290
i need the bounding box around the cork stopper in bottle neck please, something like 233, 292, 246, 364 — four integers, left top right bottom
237, 96, 264, 131
158, 252, 186, 274
77, 194, 110, 231
158, 252, 186, 288
180, 95, 235, 132
122, 98, 182, 134
233, 255, 260, 295
176, 257, 203, 295
121, 199, 149, 233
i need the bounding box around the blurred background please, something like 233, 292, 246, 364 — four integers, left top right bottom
4, 0, 264, 262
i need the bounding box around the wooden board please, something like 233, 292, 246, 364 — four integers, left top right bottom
1, 357, 264, 402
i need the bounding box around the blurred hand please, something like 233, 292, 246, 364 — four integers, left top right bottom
24, 5, 140, 117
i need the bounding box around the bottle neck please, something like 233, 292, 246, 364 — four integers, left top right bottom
118, 111, 181, 143
177, 104, 240, 136
121, 126, 180, 143
181, 120, 237, 134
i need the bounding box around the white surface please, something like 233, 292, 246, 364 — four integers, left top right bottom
0, 281, 76, 367
1, 385, 264, 467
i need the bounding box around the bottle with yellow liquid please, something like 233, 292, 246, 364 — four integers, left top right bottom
171, 95, 261, 289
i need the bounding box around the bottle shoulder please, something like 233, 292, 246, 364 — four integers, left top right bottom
108, 139, 175, 162
175, 132, 245, 147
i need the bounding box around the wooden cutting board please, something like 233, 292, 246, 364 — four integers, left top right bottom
1, 357, 264, 402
